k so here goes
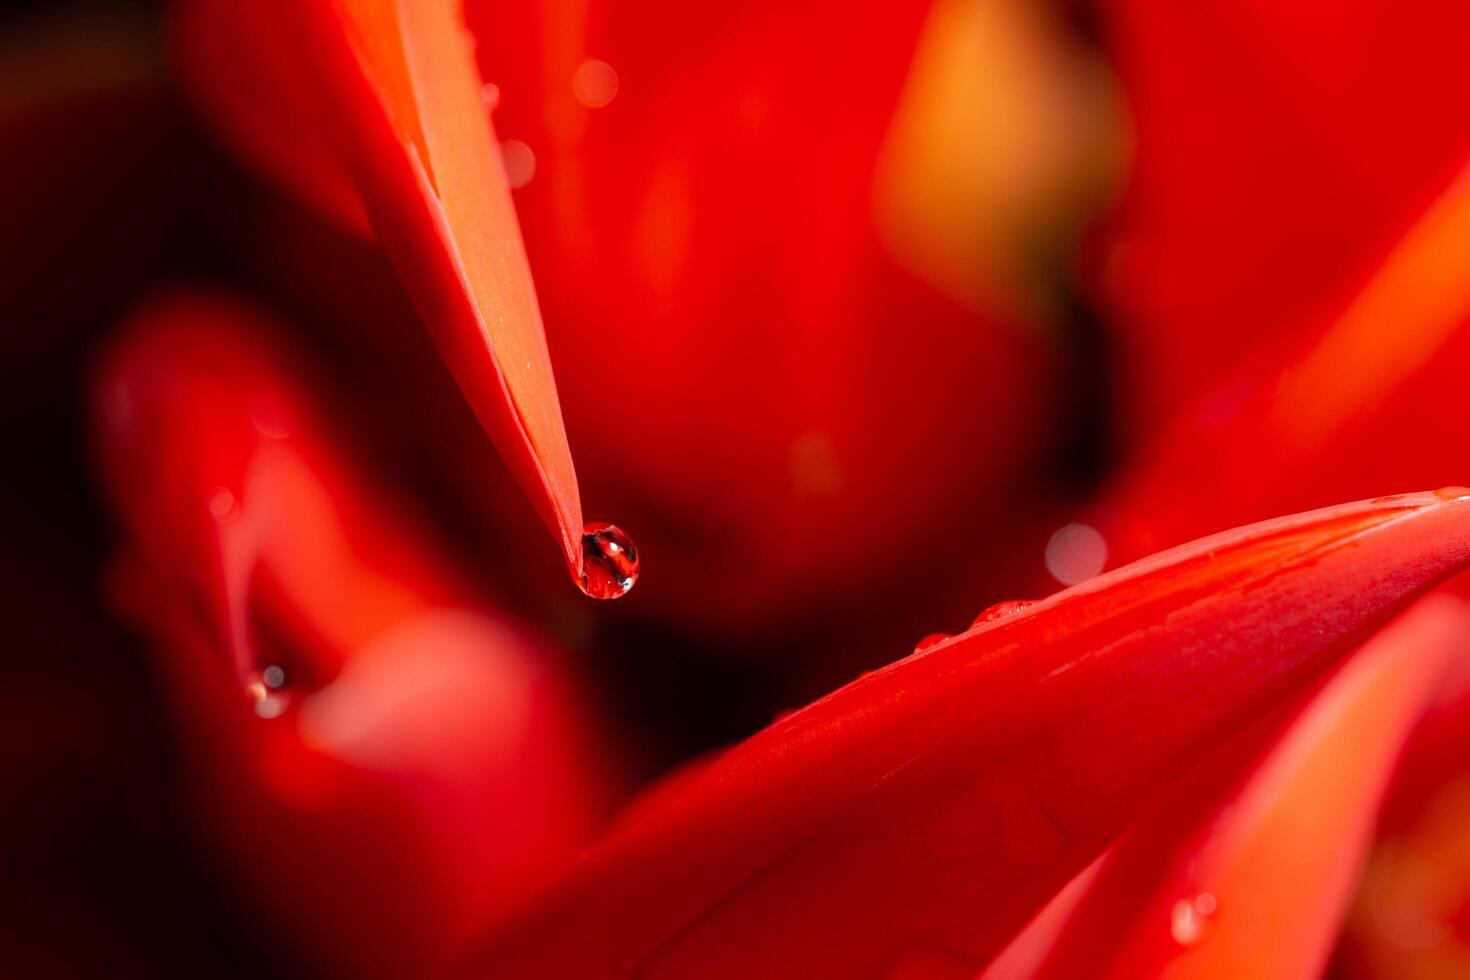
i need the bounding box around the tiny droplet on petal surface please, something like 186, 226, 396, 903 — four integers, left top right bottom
1045, 523, 1108, 585
207, 486, 237, 518
500, 139, 536, 189
972, 599, 1037, 627
572, 59, 618, 108
1435, 486, 1470, 502
579, 522, 639, 599
246, 667, 292, 719
913, 632, 952, 653
1170, 892, 1217, 946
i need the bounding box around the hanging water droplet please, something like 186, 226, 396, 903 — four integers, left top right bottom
913, 632, 951, 653
579, 522, 639, 599
971, 599, 1037, 627
1170, 892, 1217, 946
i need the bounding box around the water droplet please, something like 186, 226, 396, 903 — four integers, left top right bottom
579, 522, 639, 599
572, 59, 618, 108
208, 486, 237, 518
1045, 523, 1108, 585
972, 599, 1037, 627
246, 667, 292, 719
1170, 892, 1217, 946
480, 81, 501, 110
1436, 486, 1470, 502
500, 139, 536, 189
249, 394, 295, 440
913, 632, 951, 653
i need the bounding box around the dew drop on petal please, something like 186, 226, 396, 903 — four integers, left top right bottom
1170, 892, 1217, 946
208, 486, 237, 518
1435, 486, 1470, 502
480, 81, 501, 111
913, 632, 951, 653
246, 667, 292, 719
972, 599, 1037, 627
572, 58, 618, 108
579, 522, 639, 599
500, 139, 536, 189
249, 394, 295, 440
1045, 523, 1108, 585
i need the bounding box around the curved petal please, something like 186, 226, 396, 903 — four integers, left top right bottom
1105, 161, 1470, 566
463, 491, 1470, 978
991, 594, 1469, 980
175, 0, 588, 581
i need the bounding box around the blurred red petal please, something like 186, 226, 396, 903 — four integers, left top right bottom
91, 292, 612, 976
1106, 162, 1470, 564
1095, 0, 1470, 442
172, 0, 370, 234
465, 491, 1470, 978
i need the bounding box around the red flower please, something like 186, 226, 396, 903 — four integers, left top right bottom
9, 0, 1470, 976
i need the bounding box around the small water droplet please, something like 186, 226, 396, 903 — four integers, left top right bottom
1045, 523, 1108, 585
579, 522, 639, 599
249, 395, 295, 440
913, 632, 951, 653
1436, 486, 1470, 502
1170, 892, 1217, 946
572, 59, 618, 108
500, 139, 536, 189
972, 599, 1037, 627
208, 486, 237, 518
480, 81, 501, 110
246, 667, 292, 719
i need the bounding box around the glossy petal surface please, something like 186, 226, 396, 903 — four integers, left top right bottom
466, 492, 1470, 978
176, 0, 588, 580
997, 595, 1468, 979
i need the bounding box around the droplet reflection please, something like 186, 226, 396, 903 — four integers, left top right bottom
579, 522, 639, 599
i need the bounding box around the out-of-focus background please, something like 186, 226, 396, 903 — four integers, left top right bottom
5, 0, 1470, 976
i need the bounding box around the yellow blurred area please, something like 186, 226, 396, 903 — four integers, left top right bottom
872, 0, 1128, 327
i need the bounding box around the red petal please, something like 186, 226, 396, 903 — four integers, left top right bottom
172, 0, 370, 234
993, 594, 1468, 979
1108, 163, 1470, 564
1095, 0, 1470, 441
177, 0, 587, 580
464, 492, 1470, 978
92, 292, 611, 975
464, 0, 1060, 628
